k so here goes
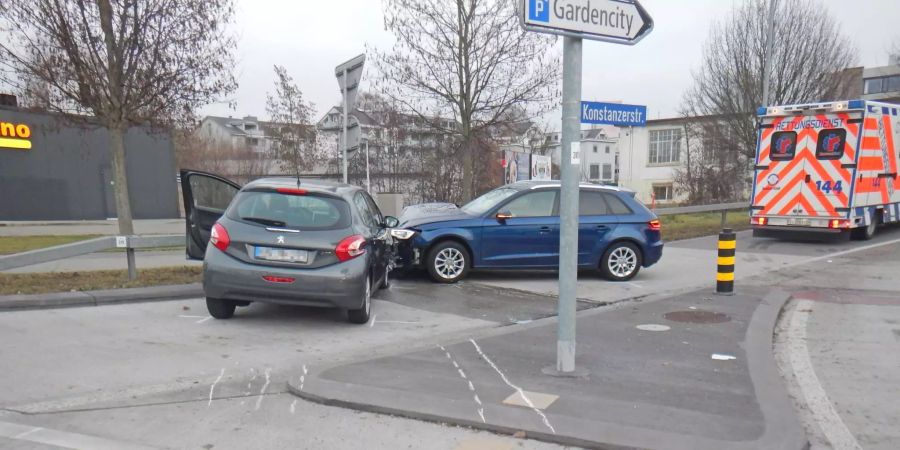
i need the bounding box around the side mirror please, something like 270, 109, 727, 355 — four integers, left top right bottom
495, 210, 513, 221
383, 216, 400, 228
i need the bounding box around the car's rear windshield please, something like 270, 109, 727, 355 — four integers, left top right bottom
226, 191, 351, 230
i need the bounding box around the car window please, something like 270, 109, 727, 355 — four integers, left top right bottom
462, 188, 518, 215
770, 131, 797, 161
501, 191, 556, 217
579, 191, 610, 215
190, 175, 238, 211
353, 192, 377, 228
227, 191, 350, 230
603, 193, 633, 215
362, 192, 384, 226
815, 128, 846, 160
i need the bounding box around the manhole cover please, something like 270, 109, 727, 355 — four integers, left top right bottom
664, 310, 731, 324
636, 324, 670, 331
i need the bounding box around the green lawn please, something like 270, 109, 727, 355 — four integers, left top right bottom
0, 235, 101, 255
0, 266, 202, 295
660, 209, 751, 241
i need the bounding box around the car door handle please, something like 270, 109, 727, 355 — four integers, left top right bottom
539, 226, 552, 233
596, 225, 609, 230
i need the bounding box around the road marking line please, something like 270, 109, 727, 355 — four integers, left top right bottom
208, 368, 225, 407
196, 316, 212, 324
438, 345, 486, 423
290, 399, 297, 414
0, 420, 156, 450
374, 320, 419, 324
178, 315, 206, 319
369, 314, 377, 327
254, 368, 271, 410
469, 339, 556, 434
786, 300, 862, 450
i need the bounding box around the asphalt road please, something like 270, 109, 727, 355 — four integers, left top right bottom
1, 226, 898, 449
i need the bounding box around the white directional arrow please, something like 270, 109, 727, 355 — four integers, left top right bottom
519, 0, 653, 45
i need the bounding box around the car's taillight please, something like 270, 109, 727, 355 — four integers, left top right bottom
335, 235, 367, 262
828, 219, 850, 229
262, 275, 295, 283
210, 223, 230, 252
276, 187, 307, 195
753, 216, 767, 226
648, 219, 661, 231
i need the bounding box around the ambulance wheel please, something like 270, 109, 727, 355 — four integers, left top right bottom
852, 215, 879, 241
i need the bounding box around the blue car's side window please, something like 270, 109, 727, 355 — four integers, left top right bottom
603, 193, 633, 215
501, 191, 556, 217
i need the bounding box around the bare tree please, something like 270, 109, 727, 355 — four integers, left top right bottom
684, 0, 856, 163
0, 0, 236, 275
175, 131, 267, 185
673, 116, 747, 204
265, 65, 319, 176
372, 0, 560, 201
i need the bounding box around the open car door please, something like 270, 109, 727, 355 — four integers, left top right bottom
180, 169, 241, 260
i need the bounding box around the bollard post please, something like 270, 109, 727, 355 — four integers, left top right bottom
716, 228, 736, 295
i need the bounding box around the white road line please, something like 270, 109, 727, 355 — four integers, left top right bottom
290, 399, 297, 414
178, 315, 206, 319
785, 300, 862, 450
439, 345, 486, 423
369, 314, 377, 327
196, 316, 212, 324
373, 320, 419, 324
469, 338, 556, 434
0, 420, 156, 450
245, 368, 257, 396
254, 368, 271, 410
208, 368, 225, 407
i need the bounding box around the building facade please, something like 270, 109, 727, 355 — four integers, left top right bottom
0, 104, 179, 221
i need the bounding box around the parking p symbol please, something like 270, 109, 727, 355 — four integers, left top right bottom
529, 0, 550, 22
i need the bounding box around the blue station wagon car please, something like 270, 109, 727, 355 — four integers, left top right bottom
392, 181, 663, 283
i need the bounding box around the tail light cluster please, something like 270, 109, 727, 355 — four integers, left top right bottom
336, 235, 367, 262
210, 223, 230, 251
752, 216, 767, 226
648, 219, 661, 231
828, 219, 851, 229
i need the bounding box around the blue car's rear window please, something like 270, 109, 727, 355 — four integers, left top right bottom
227, 191, 351, 230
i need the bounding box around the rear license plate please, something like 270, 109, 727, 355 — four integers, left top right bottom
254, 246, 308, 263
787, 218, 810, 226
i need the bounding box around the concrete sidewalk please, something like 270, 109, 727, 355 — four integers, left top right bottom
291, 287, 806, 449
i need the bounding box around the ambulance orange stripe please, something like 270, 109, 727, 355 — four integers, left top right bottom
763, 171, 806, 214
801, 160, 840, 214
861, 136, 881, 149
838, 113, 859, 137
863, 118, 879, 130
797, 196, 820, 217
884, 116, 897, 174
755, 152, 804, 196
859, 156, 884, 171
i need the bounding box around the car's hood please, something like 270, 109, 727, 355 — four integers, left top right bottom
398, 202, 476, 228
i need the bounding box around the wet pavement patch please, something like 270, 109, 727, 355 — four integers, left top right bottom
664, 310, 731, 324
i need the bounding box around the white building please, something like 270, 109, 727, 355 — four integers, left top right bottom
502, 126, 620, 184
198, 115, 275, 153
617, 117, 688, 205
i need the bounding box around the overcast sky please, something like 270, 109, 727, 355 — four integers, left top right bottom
203, 0, 900, 126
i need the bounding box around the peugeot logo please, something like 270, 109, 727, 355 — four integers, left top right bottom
276, 236, 285, 244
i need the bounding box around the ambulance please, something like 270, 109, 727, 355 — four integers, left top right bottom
750, 100, 900, 239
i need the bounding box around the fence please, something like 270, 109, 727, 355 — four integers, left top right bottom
653, 201, 749, 228
0, 235, 183, 271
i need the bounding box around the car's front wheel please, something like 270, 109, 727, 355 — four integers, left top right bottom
426, 241, 470, 283
600, 242, 642, 281
347, 275, 372, 324
206, 298, 236, 319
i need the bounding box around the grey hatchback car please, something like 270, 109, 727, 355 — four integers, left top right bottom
180, 170, 397, 324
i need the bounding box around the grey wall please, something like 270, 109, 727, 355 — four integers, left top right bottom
0, 107, 179, 220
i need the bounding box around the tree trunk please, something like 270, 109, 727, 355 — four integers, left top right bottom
461, 138, 474, 202
109, 124, 135, 236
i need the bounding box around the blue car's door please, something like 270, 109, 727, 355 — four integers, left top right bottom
479, 190, 559, 267
577, 190, 619, 266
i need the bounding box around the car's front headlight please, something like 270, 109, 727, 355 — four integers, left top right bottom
390, 229, 416, 240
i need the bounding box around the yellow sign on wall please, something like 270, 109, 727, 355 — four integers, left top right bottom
0, 121, 32, 150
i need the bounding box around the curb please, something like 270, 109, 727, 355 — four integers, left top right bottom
0, 283, 203, 311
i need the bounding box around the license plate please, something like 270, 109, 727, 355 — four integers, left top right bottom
787, 218, 810, 226
254, 246, 308, 263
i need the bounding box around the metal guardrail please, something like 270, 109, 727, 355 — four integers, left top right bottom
0, 234, 184, 271
653, 201, 749, 229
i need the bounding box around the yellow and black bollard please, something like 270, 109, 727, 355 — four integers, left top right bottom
716, 228, 736, 295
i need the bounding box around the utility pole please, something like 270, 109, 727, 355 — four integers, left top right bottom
761, 0, 778, 107
365, 139, 371, 193
555, 36, 582, 374
342, 69, 349, 183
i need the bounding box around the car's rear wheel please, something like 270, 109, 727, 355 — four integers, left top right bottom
426, 241, 470, 283
347, 275, 372, 324
207, 298, 236, 319
600, 242, 642, 281
852, 214, 878, 241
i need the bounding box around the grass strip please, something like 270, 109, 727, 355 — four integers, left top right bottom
0, 266, 201, 295
0, 235, 101, 255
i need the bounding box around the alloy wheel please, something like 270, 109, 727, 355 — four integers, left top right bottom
434, 248, 465, 280
608, 246, 638, 278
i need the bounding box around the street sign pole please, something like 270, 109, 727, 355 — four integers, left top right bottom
557, 36, 582, 374
365, 139, 371, 193
342, 69, 349, 184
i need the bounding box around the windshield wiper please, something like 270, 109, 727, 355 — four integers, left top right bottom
241, 217, 286, 227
